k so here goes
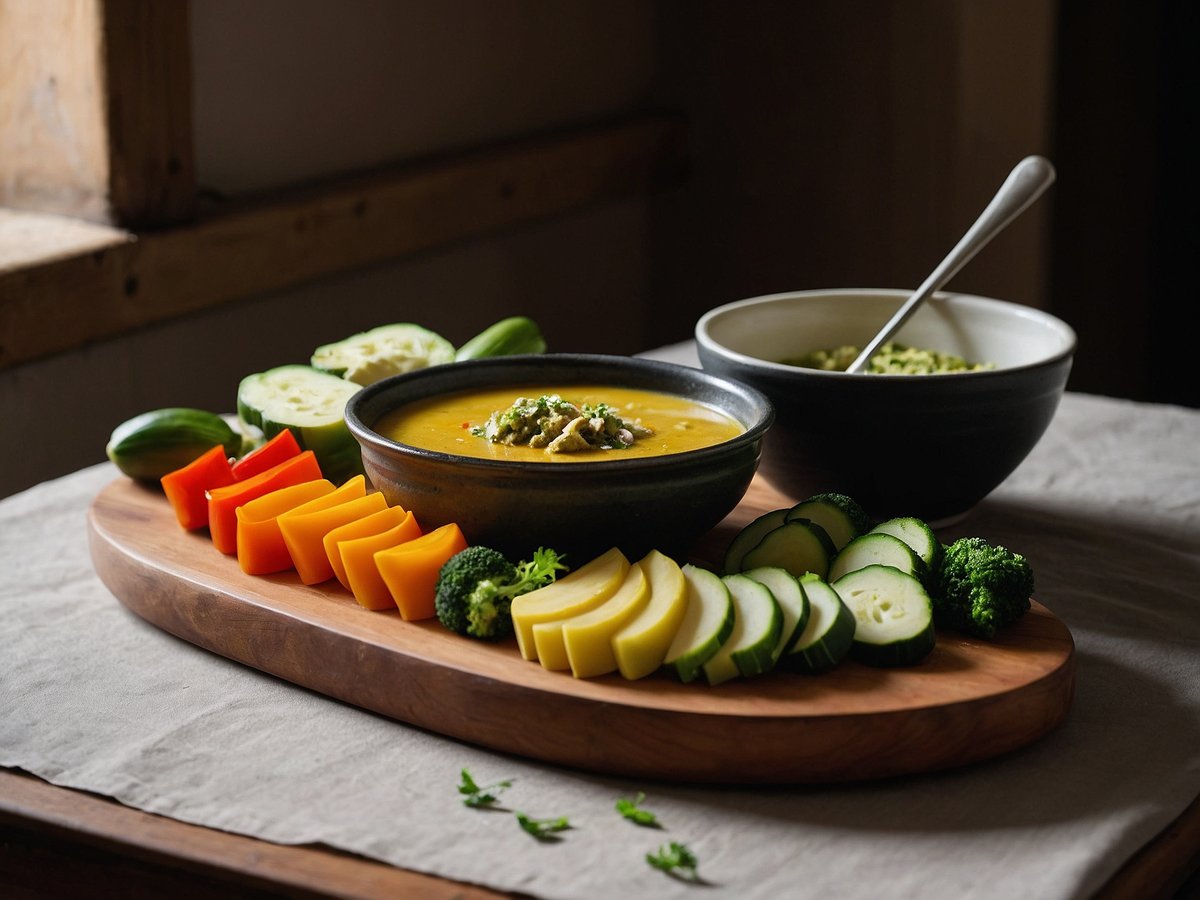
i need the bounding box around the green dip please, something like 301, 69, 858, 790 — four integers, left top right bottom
782, 342, 994, 375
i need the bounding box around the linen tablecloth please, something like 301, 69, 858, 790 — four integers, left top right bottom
3, 343, 1199, 899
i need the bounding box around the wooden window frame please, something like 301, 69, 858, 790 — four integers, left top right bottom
0, 0, 686, 372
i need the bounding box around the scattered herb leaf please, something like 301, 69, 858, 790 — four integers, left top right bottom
515, 811, 572, 841
646, 841, 701, 881
615, 791, 661, 828
458, 768, 513, 809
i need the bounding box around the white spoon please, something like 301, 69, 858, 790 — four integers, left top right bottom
845, 155, 1057, 374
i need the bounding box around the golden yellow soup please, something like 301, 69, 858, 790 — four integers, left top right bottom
375, 384, 745, 463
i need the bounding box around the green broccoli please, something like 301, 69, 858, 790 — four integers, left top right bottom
934, 536, 1034, 639
434, 545, 566, 640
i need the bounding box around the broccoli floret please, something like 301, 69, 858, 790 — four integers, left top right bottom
434, 545, 567, 640
934, 536, 1034, 639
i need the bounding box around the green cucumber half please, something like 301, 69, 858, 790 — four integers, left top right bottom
740, 519, 835, 580
742, 566, 810, 662
703, 574, 782, 685
869, 516, 943, 572
833, 564, 936, 667
828, 532, 926, 584
106, 408, 241, 481
785, 492, 870, 552
311, 323, 455, 386
663, 564, 735, 683
237, 365, 363, 483
779, 574, 856, 674
722, 507, 789, 574
454, 316, 547, 361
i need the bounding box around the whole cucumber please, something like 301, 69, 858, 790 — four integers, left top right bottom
454, 316, 547, 361
107, 408, 242, 481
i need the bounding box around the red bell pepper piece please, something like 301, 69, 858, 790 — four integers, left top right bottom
207, 450, 323, 554
230, 428, 301, 481
160, 445, 237, 530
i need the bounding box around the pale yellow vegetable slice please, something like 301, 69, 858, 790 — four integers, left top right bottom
611, 550, 688, 680
510, 547, 630, 661
557, 561, 652, 678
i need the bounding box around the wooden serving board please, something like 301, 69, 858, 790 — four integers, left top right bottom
87, 477, 1075, 784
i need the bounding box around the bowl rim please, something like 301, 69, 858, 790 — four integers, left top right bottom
694, 288, 1077, 380
345, 352, 775, 475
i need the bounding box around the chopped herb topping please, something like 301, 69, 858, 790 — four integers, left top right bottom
471, 394, 653, 452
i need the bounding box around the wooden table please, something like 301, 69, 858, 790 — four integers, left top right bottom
2, 768, 1198, 899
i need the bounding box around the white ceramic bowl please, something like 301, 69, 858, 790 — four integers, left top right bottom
695, 289, 1077, 521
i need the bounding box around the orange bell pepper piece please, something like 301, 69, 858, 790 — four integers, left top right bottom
333, 509, 423, 610
230, 428, 301, 481
278, 485, 385, 586
235, 478, 335, 575
160, 445, 237, 530
375, 523, 469, 621
207, 451, 322, 555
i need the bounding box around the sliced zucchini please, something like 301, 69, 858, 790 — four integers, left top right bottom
722, 507, 789, 575
454, 316, 547, 361
311, 323, 455, 385
236, 365, 363, 483
779, 574, 856, 674
828, 532, 926, 584
702, 574, 782, 685
785, 492, 869, 552
869, 516, 943, 572
106, 408, 241, 481
742, 566, 810, 662
663, 565, 735, 683
739, 519, 835, 580
833, 564, 936, 667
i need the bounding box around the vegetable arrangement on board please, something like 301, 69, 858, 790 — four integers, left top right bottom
104, 312, 1036, 688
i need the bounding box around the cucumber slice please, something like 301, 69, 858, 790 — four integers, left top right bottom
785, 492, 869, 552
663, 565, 735, 683
833, 564, 936, 667
742, 566, 810, 662
106, 408, 241, 481
869, 516, 943, 572
454, 316, 547, 361
311, 323, 455, 385
702, 574, 782, 684
780, 574, 856, 673
722, 507, 789, 574
828, 532, 926, 584
739, 519, 835, 580
236, 365, 364, 484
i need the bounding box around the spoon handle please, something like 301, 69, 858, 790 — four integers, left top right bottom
846, 155, 1057, 374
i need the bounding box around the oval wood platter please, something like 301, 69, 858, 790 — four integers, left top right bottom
87, 476, 1075, 784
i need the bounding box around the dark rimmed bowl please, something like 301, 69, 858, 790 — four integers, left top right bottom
696, 289, 1076, 522
345, 354, 774, 561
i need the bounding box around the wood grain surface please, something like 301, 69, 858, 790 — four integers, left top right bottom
87, 476, 1075, 784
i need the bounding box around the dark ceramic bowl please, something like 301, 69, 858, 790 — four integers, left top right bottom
345, 354, 773, 561
695, 289, 1076, 522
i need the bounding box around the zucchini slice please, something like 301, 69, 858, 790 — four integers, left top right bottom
722, 507, 789, 574
236, 365, 364, 484
702, 574, 782, 685
742, 566, 810, 662
869, 516, 943, 572
663, 564, 735, 683
833, 565, 936, 667
106, 408, 241, 481
780, 574, 856, 674
740, 519, 835, 580
454, 316, 547, 361
828, 532, 926, 584
785, 492, 869, 552
311, 323, 455, 385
